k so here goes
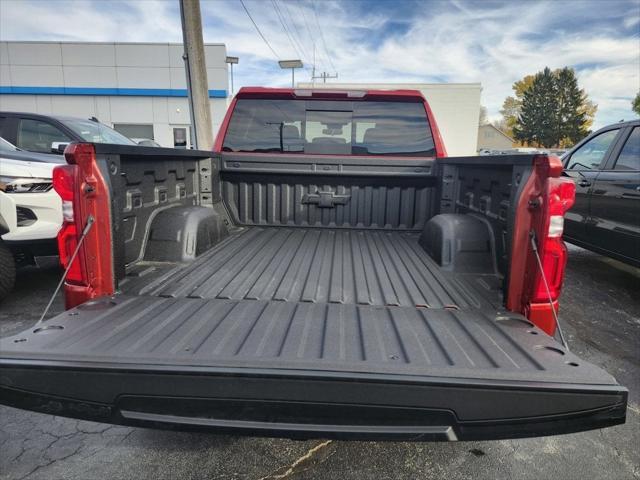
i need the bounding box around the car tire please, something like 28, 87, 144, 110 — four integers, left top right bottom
0, 240, 16, 301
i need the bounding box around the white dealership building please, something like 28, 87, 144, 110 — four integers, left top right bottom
0, 41, 229, 148
1, 42, 482, 155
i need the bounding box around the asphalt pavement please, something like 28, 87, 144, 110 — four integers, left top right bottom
1, 245, 638, 480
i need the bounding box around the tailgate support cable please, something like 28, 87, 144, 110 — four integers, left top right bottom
530, 231, 569, 351
36, 216, 95, 325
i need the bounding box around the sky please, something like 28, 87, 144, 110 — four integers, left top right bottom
1, 0, 639, 128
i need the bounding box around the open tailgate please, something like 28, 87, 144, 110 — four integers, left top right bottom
0, 295, 627, 441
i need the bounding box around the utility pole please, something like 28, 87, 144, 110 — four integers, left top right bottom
179, 0, 214, 150
312, 71, 338, 84
311, 43, 338, 84
312, 44, 315, 86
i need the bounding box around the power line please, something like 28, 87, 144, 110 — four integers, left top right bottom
280, 0, 313, 67
297, 1, 314, 49
271, 0, 299, 56
295, 0, 326, 72
311, 0, 337, 72
271, 0, 309, 69
239, 0, 280, 60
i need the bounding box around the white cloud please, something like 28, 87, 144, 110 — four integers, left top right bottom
623, 9, 640, 28
0, 0, 183, 42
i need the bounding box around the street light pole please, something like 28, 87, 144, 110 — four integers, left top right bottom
278, 60, 303, 88
226, 56, 239, 95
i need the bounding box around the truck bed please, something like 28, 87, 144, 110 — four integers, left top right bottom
0, 146, 627, 441
9, 227, 554, 382
120, 226, 502, 310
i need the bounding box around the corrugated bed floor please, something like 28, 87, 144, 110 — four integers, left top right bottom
125, 227, 498, 310
6, 227, 605, 383
0, 295, 611, 383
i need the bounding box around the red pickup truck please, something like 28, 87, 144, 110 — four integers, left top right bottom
0, 88, 626, 441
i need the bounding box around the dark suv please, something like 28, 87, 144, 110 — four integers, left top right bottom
0, 111, 135, 155
563, 119, 639, 266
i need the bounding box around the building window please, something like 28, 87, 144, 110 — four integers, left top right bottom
113, 124, 155, 142
173, 127, 188, 148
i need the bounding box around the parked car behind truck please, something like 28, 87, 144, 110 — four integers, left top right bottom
0, 112, 136, 155
0, 88, 627, 441
0, 137, 64, 299
563, 119, 639, 266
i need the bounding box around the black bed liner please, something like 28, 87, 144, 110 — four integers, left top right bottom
121, 227, 502, 310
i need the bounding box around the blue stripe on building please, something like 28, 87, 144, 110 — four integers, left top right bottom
0, 86, 227, 98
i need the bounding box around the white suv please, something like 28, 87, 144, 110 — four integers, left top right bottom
0, 137, 64, 299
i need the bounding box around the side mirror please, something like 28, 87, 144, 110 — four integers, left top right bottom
51, 142, 69, 154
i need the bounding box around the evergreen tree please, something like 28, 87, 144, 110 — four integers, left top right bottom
555, 67, 588, 145
499, 75, 535, 138
513, 67, 594, 148
514, 67, 557, 147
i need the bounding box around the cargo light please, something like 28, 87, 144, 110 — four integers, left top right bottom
293, 89, 367, 99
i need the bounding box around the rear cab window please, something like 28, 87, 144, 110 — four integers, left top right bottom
222, 99, 436, 157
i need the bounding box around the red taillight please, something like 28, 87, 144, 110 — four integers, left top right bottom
53, 143, 115, 309
52, 164, 76, 201
56, 222, 85, 283
52, 164, 85, 284
507, 155, 576, 336
531, 178, 575, 304
53, 164, 76, 223
525, 173, 576, 335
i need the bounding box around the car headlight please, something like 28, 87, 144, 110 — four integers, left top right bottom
0, 176, 53, 193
